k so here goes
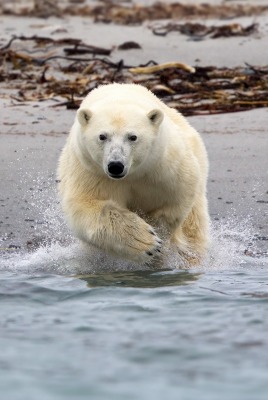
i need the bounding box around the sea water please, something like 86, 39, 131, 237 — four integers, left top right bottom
0, 184, 268, 400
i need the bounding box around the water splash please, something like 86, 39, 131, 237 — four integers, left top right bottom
206, 216, 256, 269
1, 218, 266, 275
0, 178, 267, 275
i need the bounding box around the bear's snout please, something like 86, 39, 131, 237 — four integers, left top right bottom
107, 161, 125, 179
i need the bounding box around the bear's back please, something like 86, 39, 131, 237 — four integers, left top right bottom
81, 83, 160, 109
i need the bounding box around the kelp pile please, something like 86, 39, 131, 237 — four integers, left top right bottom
151, 21, 258, 39
0, 35, 267, 116
1, 0, 268, 22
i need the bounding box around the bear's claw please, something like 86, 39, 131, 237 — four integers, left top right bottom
141, 231, 163, 262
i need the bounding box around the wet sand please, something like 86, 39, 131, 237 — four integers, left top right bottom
0, 3, 267, 255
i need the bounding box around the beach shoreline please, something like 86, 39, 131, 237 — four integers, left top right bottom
1, 2, 267, 256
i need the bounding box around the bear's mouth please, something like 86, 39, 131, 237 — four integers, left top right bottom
107, 172, 126, 180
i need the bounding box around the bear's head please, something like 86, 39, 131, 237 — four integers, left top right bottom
75, 103, 164, 180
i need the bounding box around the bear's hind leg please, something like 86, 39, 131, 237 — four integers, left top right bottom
170, 199, 210, 266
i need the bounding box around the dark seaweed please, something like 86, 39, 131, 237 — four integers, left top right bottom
0, 35, 267, 116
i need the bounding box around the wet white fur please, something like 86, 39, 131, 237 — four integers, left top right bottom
58, 83, 210, 265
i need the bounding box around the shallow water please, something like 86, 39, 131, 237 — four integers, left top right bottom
1, 239, 268, 400
1, 180, 268, 400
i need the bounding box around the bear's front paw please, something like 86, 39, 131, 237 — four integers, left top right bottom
101, 207, 162, 262
126, 222, 163, 263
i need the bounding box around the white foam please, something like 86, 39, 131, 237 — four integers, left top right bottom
1, 177, 267, 275
1, 216, 267, 275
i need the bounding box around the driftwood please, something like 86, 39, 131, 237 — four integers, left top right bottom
129, 62, 195, 74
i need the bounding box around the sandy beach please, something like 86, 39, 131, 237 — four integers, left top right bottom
1, 0, 267, 255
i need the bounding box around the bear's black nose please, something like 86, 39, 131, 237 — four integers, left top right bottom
108, 161, 125, 176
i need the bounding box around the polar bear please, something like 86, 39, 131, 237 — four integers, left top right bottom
58, 83, 210, 266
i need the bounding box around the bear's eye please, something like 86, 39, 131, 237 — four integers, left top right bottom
128, 134, 137, 142
99, 134, 107, 141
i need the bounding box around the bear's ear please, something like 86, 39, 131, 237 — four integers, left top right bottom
77, 109, 92, 127
147, 109, 164, 127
